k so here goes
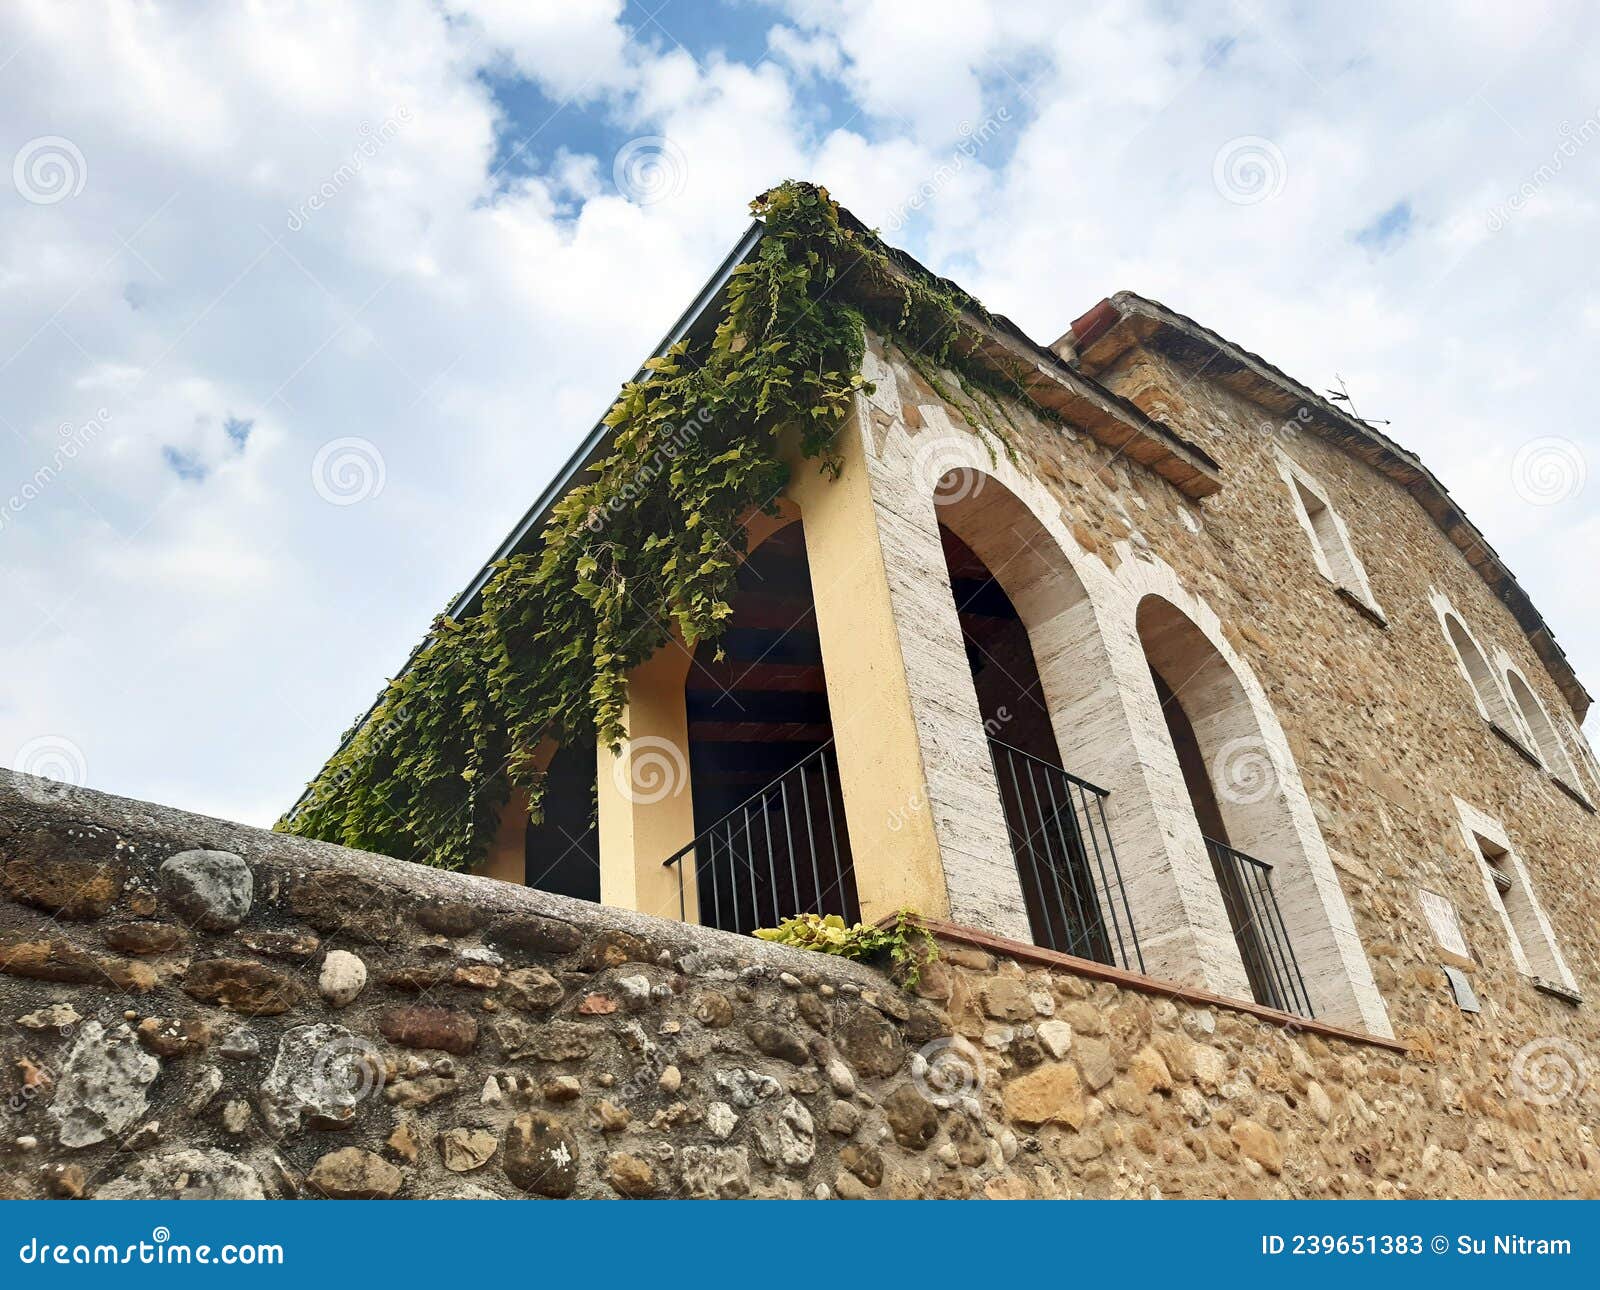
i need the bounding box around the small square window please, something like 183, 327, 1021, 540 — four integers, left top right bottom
1471, 829, 1573, 992
1277, 454, 1384, 621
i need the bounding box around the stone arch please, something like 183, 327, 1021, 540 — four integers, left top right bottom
889, 432, 1261, 990
1433, 594, 1521, 736
1117, 565, 1390, 1033
853, 410, 1152, 945
933, 469, 1149, 966
932, 470, 1112, 779
1503, 665, 1582, 788
849, 399, 1384, 1034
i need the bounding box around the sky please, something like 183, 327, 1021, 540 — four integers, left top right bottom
1, 0, 1597, 827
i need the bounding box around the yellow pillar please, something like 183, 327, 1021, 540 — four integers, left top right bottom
595, 644, 700, 923
786, 417, 952, 924
478, 787, 529, 884
477, 737, 558, 885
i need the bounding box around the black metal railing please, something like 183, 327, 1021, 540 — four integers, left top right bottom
1204, 837, 1314, 1018
663, 740, 858, 934
987, 738, 1144, 973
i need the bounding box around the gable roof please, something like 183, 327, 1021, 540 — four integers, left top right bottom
1070, 291, 1589, 719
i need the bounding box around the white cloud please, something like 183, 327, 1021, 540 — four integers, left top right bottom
1, 0, 1597, 828
445, 0, 636, 102
766, 25, 843, 82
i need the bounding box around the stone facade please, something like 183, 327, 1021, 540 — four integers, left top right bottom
926, 931, 1598, 1198
854, 333, 1393, 1034
828, 303, 1600, 1194
2, 777, 1595, 1198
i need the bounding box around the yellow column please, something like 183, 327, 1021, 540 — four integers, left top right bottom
786, 417, 952, 924
478, 787, 529, 884
477, 737, 557, 885
595, 643, 700, 923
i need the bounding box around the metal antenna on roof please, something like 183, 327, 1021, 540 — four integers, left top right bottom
1325, 374, 1391, 428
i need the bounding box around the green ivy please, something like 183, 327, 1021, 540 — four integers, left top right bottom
752, 910, 939, 990
280, 181, 1026, 872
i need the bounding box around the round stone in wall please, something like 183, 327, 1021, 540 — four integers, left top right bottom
318, 949, 368, 1008
159, 849, 253, 930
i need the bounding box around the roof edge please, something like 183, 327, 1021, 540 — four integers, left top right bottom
1074, 292, 1591, 720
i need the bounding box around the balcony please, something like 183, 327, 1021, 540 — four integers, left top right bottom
663, 740, 859, 934
652, 723, 1312, 1025
987, 738, 1145, 974
1204, 837, 1314, 1018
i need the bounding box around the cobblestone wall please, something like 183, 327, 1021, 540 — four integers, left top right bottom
0, 776, 972, 1200
3, 774, 1597, 1198
925, 941, 1598, 1198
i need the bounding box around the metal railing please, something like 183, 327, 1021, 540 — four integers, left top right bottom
1204, 837, 1314, 1018
987, 738, 1144, 973
662, 740, 858, 934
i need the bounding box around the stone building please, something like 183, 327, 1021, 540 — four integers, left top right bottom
306, 193, 1596, 1041
5, 188, 1595, 1198
281, 189, 1599, 1191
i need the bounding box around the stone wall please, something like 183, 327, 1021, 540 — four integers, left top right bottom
0, 776, 941, 1200
3, 774, 1597, 1198
926, 931, 1598, 1197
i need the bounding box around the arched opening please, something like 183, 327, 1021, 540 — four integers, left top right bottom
1505, 670, 1580, 786
931, 470, 1141, 970
1443, 613, 1518, 732
682, 520, 857, 932
940, 523, 1115, 961
1147, 668, 1286, 1009
1136, 595, 1314, 1016
1290, 475, 1362, 590
524, 740, 600, 901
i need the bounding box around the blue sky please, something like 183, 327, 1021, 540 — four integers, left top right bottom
2, 0, 1598, 824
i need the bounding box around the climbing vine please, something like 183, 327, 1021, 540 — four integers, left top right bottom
281, 181, 1034, 872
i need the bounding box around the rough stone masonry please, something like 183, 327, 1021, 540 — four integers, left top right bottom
1, 774, 1596, 1199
